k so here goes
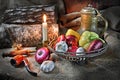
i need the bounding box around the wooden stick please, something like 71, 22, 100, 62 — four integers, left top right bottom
60, 12, 81, 24
2, 49, 36, 57
64, 17, 81, 28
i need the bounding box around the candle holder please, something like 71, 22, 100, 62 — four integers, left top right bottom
42, 41, 49, 47
36, 23, 59, 49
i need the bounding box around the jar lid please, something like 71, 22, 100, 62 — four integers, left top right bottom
80, 4, 96, 14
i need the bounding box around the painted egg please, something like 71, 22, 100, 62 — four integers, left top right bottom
55, 41, 68, 52
76, 47, 85, 56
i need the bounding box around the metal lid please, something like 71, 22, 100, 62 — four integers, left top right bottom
80, 4, 96, 14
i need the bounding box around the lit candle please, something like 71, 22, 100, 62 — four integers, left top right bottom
42, 14, 48, 43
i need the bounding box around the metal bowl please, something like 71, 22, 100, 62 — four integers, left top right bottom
48, 41, 108, 62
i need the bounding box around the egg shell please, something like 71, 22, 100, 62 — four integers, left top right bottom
87, 39, 103, 52
76, 47, 85, 56
66, 29, 80, 41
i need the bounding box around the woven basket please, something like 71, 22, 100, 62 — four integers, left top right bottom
48, 39, 108, 63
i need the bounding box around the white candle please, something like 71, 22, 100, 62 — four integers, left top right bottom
42, 14, 47, 43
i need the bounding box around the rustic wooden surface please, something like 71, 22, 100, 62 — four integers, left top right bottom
0, 30, 120, 80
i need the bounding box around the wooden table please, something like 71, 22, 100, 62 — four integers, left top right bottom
0, 45, 120, 80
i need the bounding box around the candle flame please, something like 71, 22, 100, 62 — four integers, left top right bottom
43, 14, 47, 22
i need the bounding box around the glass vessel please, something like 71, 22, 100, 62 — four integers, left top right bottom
79, 5, 108, 37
